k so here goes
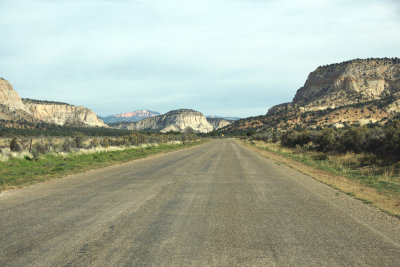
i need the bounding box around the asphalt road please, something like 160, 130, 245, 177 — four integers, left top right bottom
1, 139, 399, 266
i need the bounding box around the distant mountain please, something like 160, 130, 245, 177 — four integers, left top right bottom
101, 110, 160, 123
113, 109, 215, 133
207, 115, 241, 121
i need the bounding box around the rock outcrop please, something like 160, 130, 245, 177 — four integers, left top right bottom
207, 118, 231, 130
0, 77, 106, 128
101, 110, 160, 123
224, 58, 400, 133
292, 58, 400, 111
0, 78, 29, 112
115, 109, 214, 133
22, 99, 106, 127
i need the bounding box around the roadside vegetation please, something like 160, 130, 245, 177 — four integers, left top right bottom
244, 120, 400, 216
0, 129, 202, 192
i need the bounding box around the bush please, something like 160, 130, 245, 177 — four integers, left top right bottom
33, 143, 48, 154
276, 120, 400, 161
10, 137, 21, 152
74, 136, 83, 149
102, 137, 110, 148
62, 139, 74, 152
31, 149, 41, 161
281, 130, 311, 148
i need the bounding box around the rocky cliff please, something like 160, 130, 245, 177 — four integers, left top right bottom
223, 58, 400, 133
292, 58, 400, 111
207, 118, 231, 130
23, 99, 107, 127
0, 78, 106, 128
101, 110, 160, 123
0, 78, 29, 112
115, 109, 214, 133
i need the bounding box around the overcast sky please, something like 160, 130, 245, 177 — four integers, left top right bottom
1, 0, 399, 117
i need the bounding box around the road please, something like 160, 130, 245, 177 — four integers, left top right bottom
1, 139, 399, 266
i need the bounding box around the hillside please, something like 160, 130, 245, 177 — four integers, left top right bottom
220, 58, 400, 133
113, 109, 216, 133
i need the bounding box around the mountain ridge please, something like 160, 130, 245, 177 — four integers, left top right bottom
220, 58, 400, 133
101, 110, 160, 123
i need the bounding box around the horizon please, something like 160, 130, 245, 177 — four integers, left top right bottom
1, 0, 399, 118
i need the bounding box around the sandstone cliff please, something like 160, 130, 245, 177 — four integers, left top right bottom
292, 58, 400, 112
0, 77, 106, 128
0, 78, 29, 112
22, 99, 107, 127
115, 109, 214, 133
223, 58, 400, 133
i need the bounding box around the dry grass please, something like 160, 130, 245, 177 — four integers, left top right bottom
245, 140, 400, 217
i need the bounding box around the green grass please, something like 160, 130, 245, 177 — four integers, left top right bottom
252, 142, 400, 194
0, 141, 203, 191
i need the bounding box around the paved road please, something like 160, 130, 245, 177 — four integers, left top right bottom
1, 139, 399, 266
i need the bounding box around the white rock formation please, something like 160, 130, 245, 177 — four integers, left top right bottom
0, 77, 106, 127
23, 99, 107, 127
0, 78, 29, 112
116, 109, 214, 133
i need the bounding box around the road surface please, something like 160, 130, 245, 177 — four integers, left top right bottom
1, 139, 399, 266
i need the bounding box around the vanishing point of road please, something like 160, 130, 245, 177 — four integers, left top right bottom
1, 139, 399, 266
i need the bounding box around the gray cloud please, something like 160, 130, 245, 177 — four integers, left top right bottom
0, 0, 399, 117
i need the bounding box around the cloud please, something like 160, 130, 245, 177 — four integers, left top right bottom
0, 0, 399, 117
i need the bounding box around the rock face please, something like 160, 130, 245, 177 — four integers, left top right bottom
23, 99, 107, 127
101, 110, 160, 123
115, 109, 214, 133
224, 58, 400, 133
0, 78, 28, 112
207, 118, 231, 130
292, 58, 400, 111
0, 77, 106, 128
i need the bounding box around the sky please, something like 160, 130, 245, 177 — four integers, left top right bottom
1, 0, 399, 118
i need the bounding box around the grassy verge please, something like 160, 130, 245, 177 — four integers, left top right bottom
244, 140, 400, 217
0, 141, 204, 192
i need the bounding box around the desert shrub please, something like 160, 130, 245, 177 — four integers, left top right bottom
365, 127, 386, 154
384, 120, 400, 159
33, 143, 48, 154
10, 137, 21, 152
102, 137, 110, 148
74, 136, 83, 149
315, 128, 339, 152
90, 138, 100, 148
340, 127, 368, 153
281, 130, 311, 148
62, 139, 74, 152
31, 149, 41, 161
275, 120, 400, 161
